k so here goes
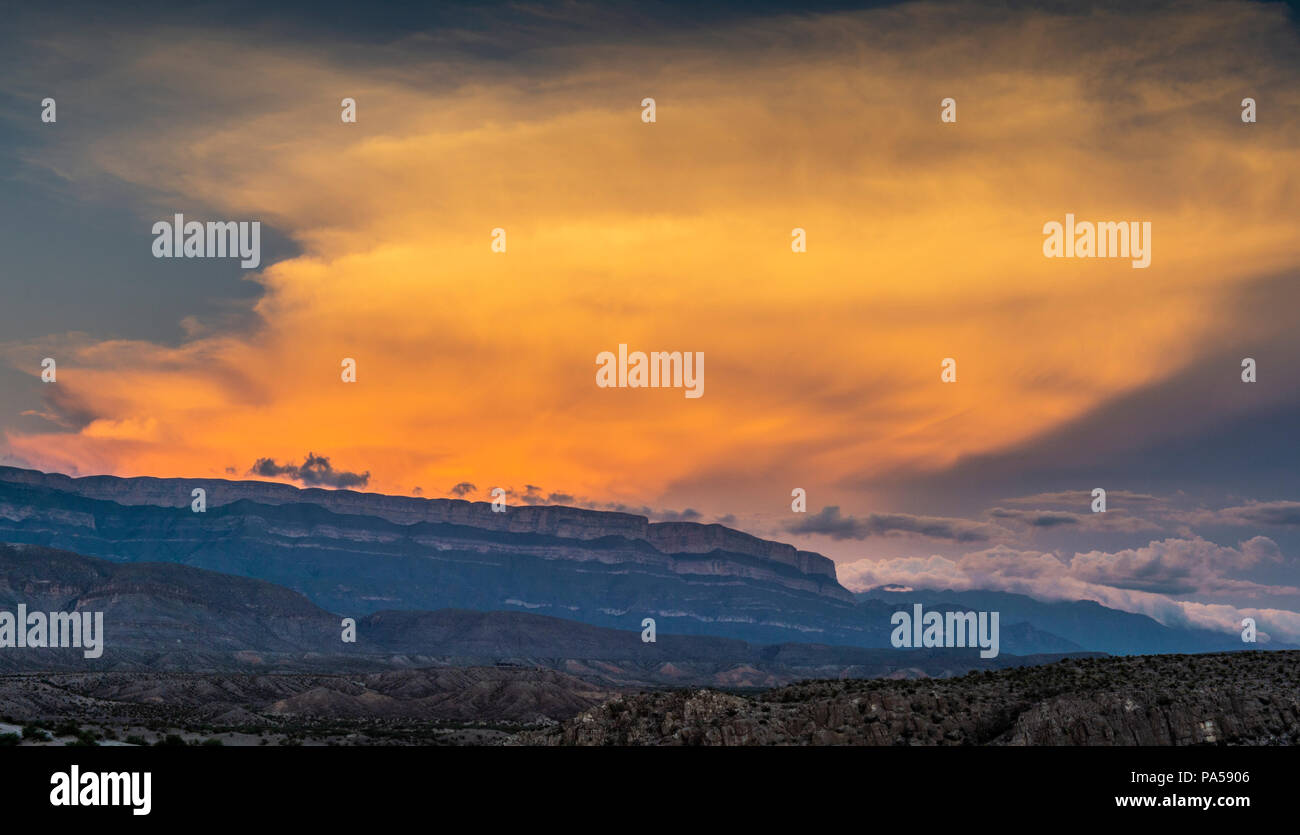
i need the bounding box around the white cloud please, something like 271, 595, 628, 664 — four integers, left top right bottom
838, 536, 1300, 642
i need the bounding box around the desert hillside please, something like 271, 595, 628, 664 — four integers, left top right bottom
521, 651, 1300, 745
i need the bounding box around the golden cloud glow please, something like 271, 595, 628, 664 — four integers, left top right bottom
5, 1, 1299, 528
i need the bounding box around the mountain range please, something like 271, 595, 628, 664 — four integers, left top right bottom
0, 465, 1278, 659
0, 542, 1094, 687
853, 587, 1277, 655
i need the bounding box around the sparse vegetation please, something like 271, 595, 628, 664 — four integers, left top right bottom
520, 651, 1300, 746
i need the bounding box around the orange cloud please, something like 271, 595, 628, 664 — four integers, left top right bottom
4, 1, 1298, 542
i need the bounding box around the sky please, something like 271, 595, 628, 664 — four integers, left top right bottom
1, 0, 1298, 641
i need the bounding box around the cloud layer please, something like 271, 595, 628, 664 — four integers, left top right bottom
838, 536, 1300, 643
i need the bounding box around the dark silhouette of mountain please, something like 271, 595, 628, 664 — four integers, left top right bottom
0, 465, 1270, 654
0, 467, 865, 646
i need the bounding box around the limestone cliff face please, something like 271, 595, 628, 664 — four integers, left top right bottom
644, 523, 835, 580
0, 467, 863, 646
0, 466, 840, 584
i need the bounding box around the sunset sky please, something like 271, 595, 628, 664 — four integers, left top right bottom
2, 0, 1299, 640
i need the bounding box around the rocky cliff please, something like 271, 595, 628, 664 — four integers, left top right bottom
0, 471, 867, 646
0, 466, 838, 581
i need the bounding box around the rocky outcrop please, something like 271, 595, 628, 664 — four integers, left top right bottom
522, 651, 1300, 745
644, 522, 834, 579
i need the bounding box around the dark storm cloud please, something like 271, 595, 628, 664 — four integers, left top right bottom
989, 508, 1080, 527
1233, 503, 1300, 526
786, 506, 993, 542
878, 270, 1300, 508
1195, 501, 1300, 527
249, 453, 370, 488
0, 0, 910, 48
600, 502, 654, 516
30, 385, 101, 431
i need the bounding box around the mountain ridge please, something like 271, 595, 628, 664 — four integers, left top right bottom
0, 466, 1281, 654
0, 465, 838, 581
0, 542, 1097, 687
0, 468, 870, 646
